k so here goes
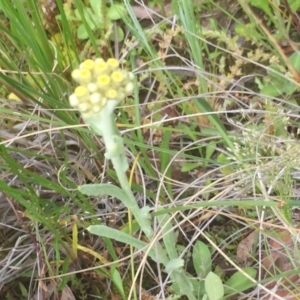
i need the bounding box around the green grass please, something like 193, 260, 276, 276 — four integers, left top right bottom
1, 0, 300, 299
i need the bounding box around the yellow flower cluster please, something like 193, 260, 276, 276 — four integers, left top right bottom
69, 58, 134, 116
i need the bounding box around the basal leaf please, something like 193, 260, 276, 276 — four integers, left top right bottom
224, 267, 256, 295
192, 241, 212, 277
205, 272, 224, 300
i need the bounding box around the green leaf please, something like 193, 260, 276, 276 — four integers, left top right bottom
111, 269, 125, 298
90, 0, 101, 18
78, 183, 130, 204
264, 79, 298, 97
18, 282, 28, 297
260, 83, 281, 97
77, 24, 88, 39
87, 225, 168, 264
74, 8, 81, 19
165, 258, 184, 274
109, 25, 124, 42
216, 153, 233, 175
290, 0, 300, 12
248, 0, 272, 17
181, 162, 202, 172
85, 11, 97, 29
156, 209, 178, 261
56, 14, 79, 21
289, 51, 300, 72
192, 98, 234, 152
107, 4, 127, 21
78, 183, 140, 212
260, 54, 300, 97
205, 141, 216, 161
193, 241, 212, 277
224, 267, 257, 295
205, 272, 224, 300
172, 269, 196, 300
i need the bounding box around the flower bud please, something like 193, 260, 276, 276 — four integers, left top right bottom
124, 82, 134, 94
78, 102, 90, 113
94, 61, 108, 77
80, 59, 95, 70
75, 69, 92, 85
69, 93, 79, 107
106, 89, 118, 99
90, 93, 102, 104
87, 83, 98, 93
111, 71, 124, 84
107, 58, 119, 70
74, 86, 89, 100
97, 75, 111, 88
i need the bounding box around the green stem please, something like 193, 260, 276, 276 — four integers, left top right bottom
84, 105, 153, 238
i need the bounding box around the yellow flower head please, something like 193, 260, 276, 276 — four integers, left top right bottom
97, 75, 111, 87
111, 71, 124, 84
69, 57, 135, 116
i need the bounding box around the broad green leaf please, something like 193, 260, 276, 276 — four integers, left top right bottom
109, 26, 124, 42
85, 12, 97, 29
205, 141, 216, 161
249, 0, 272, 17
172, 269, 196, 300
192, 241, 211, 277
74, 8, 82, 19
77, 24, 88, 39
235, 23, 260, 40
107, 4, 127, 21
157, 210, 178, 260
181, 162, 202, 172
224, 267, 257, 295
171, 271, 204, 295
216, 153, 233, 175
290, 0, 300, 12
87, 225, 169, 264
261, 80, 298, 98
289, 52, 300, 72
78, 184, 142, 211
78, 183, 131, 205
260, 83, 280, 97
90, 0, 101, 18
18, 282, 28, 297
205, 272, 224, 300
165, 258, 184, 273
